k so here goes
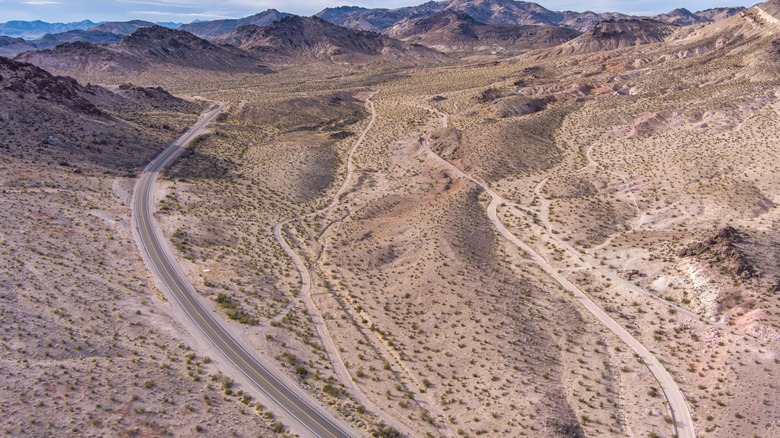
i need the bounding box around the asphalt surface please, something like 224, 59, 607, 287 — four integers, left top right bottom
132, 104, 355, 438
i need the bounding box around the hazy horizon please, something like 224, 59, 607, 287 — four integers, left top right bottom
0, 0, 757, 24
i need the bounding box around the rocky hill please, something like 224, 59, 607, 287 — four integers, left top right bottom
179, 9, 292, 39
90, 20, 157, 35
654, 7, 745, 26
760, 0, 780, 17
386, 10, 580, 55
17, 26, 270, 83
0, 36, 35, 57
544, 18, 679, 55
0, 56, 101, 115
679, 226, 756, 279
217, 16, 448, 64
316, 2, 448, 32
15, 41, 143, 81
654, 8, 710, 26
658, 0, 780, 82
694, 7, 747, 22
114, 26, 265, 70
0, 56, 199, 169
315, 6, 371, 24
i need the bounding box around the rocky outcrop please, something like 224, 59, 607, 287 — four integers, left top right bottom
679, 226, 756, 279
0, 56, 101, 115
114, 83, 199, 112
0, 56, 200, 172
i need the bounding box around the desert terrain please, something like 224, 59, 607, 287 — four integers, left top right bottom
2, 0, 780, 437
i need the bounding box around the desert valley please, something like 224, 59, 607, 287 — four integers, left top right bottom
1, 1, 780, 437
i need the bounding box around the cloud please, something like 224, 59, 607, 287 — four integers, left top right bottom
23, 1, 59, 4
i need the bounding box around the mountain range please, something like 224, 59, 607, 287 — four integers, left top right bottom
0, 20, 155, 57
0, 0, 746, 42
0, 19, 96, 39
314, 0, 744, 32
0, 1, 747, 61
2, 1, 752, 76
12, 16, 449, 83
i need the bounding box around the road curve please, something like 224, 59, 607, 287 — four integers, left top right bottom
419, 104, 695, 438
528, 178, 725, 327
131, 103, 356, 438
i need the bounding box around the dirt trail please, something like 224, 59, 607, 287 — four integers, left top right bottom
527, 138, 743, 333
578, 142, 598, 172
416, 102, 696, 438
272, 95, 448, 437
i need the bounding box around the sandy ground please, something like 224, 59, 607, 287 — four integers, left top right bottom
6, 8, 780, 437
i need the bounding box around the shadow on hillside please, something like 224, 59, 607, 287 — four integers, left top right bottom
163, 147, 236, 181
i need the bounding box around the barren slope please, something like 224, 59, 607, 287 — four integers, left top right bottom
386, 10, 580, 56
217, 16, 449, 65
0, 57, 277, 437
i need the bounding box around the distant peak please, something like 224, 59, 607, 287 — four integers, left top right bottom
666, 8, 695, 16
255, 9, 281, 15
328, 6, 369, 11
120, 25, 195, 43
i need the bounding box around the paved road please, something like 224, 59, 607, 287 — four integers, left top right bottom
132, 104, 355, 438
420, 105, 695, 438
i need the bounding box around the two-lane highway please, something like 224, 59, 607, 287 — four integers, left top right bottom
131, 104, 355, 438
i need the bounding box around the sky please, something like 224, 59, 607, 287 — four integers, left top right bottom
0, 0, 758, 24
